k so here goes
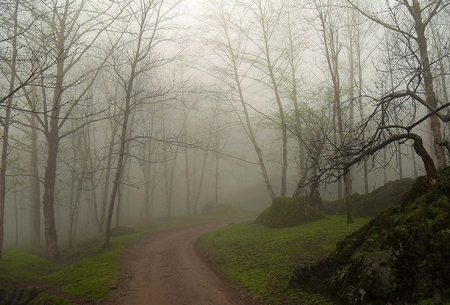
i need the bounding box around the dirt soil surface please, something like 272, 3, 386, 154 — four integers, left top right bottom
103, 219, 255, 305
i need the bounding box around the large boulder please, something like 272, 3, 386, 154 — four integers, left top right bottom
255, 196, 323, 228
321, 178, 415, 217
290, 168, 450, 304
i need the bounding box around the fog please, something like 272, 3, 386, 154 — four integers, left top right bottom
0, 0, 448, 258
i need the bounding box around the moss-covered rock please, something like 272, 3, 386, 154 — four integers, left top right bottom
255, 197, 323, 228
322, 178, 414, 217
290, 168, 450, 304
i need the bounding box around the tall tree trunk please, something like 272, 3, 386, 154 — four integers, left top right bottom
317, 3, 346, 200
67, 125, 79, 249
41, 0, 73, 260
30, 114, 41, 247
99, 106, 119, 232
102, 105, 130, 248
257, 3, 288, 197
193, 147, 209, 215
287, 13, 305, 185
344, 173, 354, 224
411, 144, 418, 178
143, 161, 153, 224
0, 0, 19, 259
102, 79, 132, 247
162, 117, 177, 221
214, 128, 221, 205
85, 123, 100, 230
43, 129, 60, 260
183, 108, 191, 215
115, 109, 134, 228
68, 177, 83, 248
228, 39, 276, 200
42, 130, 60, 260
409, 0, 446, 168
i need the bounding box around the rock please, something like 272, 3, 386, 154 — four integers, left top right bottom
255, 196, 323, 228
290, 168, 450, 304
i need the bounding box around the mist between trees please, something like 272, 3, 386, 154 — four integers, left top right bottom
0, 0, 449, 261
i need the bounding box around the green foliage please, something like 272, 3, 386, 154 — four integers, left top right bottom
255, 196, 323, 228
199, 215, 369, 305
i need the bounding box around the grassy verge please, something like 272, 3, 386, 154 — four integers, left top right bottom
0, 208, 256, 304
199, 215, 370, 305
0, 229, 146, 304
44, 230, 147, 302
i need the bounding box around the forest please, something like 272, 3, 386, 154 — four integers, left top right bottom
0, 0, 449, 276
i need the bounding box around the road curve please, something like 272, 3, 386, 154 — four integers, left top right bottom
104, 219, 251, 305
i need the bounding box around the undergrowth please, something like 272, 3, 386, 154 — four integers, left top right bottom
199, 215, 369, 305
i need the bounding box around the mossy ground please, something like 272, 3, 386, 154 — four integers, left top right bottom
256, 196, 323, 228
199, 215, 369, 305
291, 169, 450, 305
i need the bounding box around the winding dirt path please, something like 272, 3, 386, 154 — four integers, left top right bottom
104, 219, 254, 305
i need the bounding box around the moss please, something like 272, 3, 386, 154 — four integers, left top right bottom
255, 197, 323, 228
322, 178, 414, 217
290, 168, 450, 304
28, 292, 74, 305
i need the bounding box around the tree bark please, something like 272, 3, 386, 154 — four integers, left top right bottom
408, 0, 446, 169
256, 1, 288, 196
183, 108, 191, 215
30, 114, 41, 247
102, 102, 130, 247
0, 0, 19, 259
410, 133, 437, 178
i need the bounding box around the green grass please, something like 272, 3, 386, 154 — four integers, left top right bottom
199, 215, 370, 305
0, 246, 60, 280
44, 231, 146, 301
28, 292, 76, 305
0, 230, 147, 303
0, 212, 254, 304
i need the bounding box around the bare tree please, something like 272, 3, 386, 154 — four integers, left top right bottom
347, 0, 450, 169
16, 0, 121, 260
310, 0, 350, 202
283, 9, 307, 186
137, 109, 163, 225
201, 0, 276, 200
102, 0, 181, 247
243, 0, 290, 196
0, 0, 20, 259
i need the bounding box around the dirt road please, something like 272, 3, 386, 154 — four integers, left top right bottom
104, 219, 253, 305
